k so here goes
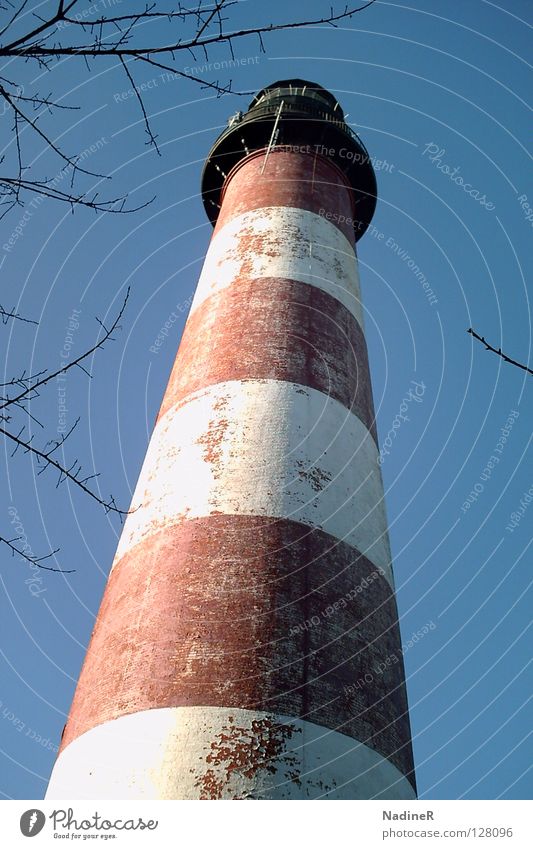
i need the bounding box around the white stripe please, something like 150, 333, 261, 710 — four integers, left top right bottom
46, 707, 416, 800
192, 206, 364, 328
114, 380, 392, 585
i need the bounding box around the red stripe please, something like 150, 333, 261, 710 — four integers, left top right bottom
214, 149, 357, 244
61, 516, 416, 790
157, 277, 377, 442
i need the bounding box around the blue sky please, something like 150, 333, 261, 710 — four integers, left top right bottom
0, 0, 531, 800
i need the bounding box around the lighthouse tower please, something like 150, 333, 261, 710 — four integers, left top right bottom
46, 80, 417, 800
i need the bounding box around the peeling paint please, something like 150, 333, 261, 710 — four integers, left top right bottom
157, 276, 377, 442
113, 380, 392, 579
189, 206, 364, 329
296, 460, 333, 492
47, 142, 416, 801
46, 707, 417, 800
215, 149, 357, 244
196, 395, 230, 475
197, 717, 302, 799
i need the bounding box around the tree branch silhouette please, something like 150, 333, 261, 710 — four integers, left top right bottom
0, 534, 71, 573
0, 0, 378, 573
467, 328, 533, 377
0, 290, 132, 570
0, 0, 377, 215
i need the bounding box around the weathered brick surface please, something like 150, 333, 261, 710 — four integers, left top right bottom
158, 276, 377, 442
61, 516, 415, 790
56, 144, 416, 798
214, 149, 357, 244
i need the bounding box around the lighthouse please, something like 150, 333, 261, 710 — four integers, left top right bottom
46, 80, 417, 800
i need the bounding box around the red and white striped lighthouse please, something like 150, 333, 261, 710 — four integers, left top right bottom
46, 80, 417, 800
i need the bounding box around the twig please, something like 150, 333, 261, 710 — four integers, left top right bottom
0, 534, 72, 572
467, 328, 533, 377
0, 288, 131, 411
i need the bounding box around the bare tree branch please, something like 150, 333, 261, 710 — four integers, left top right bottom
2, 1, 378, 58
0, 420, 126, 515
0, 176, 152, 221
0, 534, 72, 572
467, 328, 533, 377
0, 1, 377, 214
119, 54, 160, 153
1, 290, 133, 521
0, 288, 131, 412
0, 304, 38, 325
0, 0, 378, 578
0, 82, 104, 178
0, 0, 30, 40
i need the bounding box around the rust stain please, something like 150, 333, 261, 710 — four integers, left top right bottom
296, 460, 333, 492
56, 143, 415, 795
155, 276, 377, 443
214, 149, 356, 245
196, 717, 302, 799
235, 231, 277, 277
196, 394, 230, 475
59, 512, 415, 786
